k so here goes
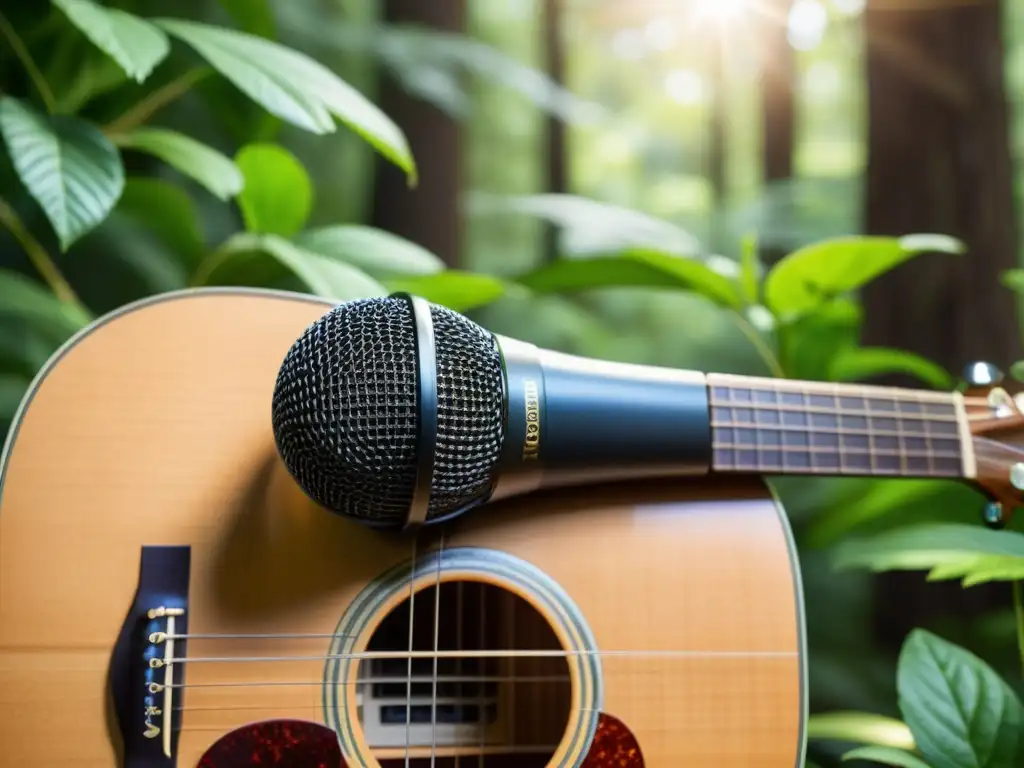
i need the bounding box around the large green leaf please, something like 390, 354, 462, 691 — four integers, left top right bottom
842, 746, 933, 768
234, 143, 311, 237
115, 178, 204, 267
834, 524, 1024, 587
195, 233, 386, 301
115, 129, 242, 201
54, 0, 169, 83
0, 97, 124, 251
517, 250, 742, 310
0, 269, 91, 336
155, 19, 415, 181
779, 297, 861, 380
828, 347, 953, 390
294, 225, 444, 277
384, 272, 505, 312
898, 629, 1024, 768
807, 712, 916, 750
764, 235, 964, 317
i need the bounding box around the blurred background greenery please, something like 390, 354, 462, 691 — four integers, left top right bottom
2, 0, 1024, 766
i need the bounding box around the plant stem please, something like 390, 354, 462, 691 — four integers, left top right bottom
103, 68, 210, 135
1014, 581, 1024, 677
0, 10, 56, 113
0, 197, 85, 311
731, 311, 787, 378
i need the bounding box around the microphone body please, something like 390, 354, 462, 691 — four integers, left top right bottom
490, 336, 712, 503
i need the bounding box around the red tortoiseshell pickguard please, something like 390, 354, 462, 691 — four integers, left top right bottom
196, 719, 345, 767
580, 713, 645, 767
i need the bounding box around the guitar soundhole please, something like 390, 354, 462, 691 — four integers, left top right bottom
357, 580, 572, 767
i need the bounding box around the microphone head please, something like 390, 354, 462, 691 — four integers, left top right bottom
271, 296, 505, 529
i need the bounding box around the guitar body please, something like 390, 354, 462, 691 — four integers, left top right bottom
0, 289, 806, 767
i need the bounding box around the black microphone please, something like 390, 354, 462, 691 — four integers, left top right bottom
271, 293, 711, 531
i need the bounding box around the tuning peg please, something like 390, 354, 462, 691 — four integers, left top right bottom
963, 362, 1004, 388
982, 501, 1007, 529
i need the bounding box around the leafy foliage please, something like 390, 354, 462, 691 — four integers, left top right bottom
897, 630, 1024, 768
841, 746, 933, 768
234, 143, 312, 237
54, 0, 169, 83
115, 128, 243, 201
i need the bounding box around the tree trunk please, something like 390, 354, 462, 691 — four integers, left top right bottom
542, 0, 567, 264
759, 0, 795, 264
862, 0, 1019, 374
371, 0, 465, 267
861, 0, 1019, 648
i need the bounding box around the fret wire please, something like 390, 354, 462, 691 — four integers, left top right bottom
713, 444, 960, 459
867, 389, 877, 475
803, 389, 817, 473
893, 389, 907, 474
706, 373, 954, 405
706, 400, 959, 422
724, 462, 958, 476
917, 390, 936, 476
832, 382, 846, 475
708, 421, 955, 441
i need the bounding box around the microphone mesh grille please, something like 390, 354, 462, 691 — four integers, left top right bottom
271, 297, 504, 526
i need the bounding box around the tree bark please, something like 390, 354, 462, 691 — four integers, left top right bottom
862, 0, 1019, 374
861, 0, 1019, 648
371, 0, 465, 267
542, 0, 567, 264
759, 0, 795, 263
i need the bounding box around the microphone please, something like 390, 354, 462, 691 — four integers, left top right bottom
271, 293, 711, 531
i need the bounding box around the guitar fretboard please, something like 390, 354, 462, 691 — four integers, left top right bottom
707, 373, 966, 479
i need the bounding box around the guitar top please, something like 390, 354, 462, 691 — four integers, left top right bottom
0, 288, 807, 767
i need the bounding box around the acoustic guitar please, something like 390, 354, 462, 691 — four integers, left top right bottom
0, 288, 1016, 767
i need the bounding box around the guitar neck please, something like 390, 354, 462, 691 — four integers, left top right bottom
706, 373, 974, 480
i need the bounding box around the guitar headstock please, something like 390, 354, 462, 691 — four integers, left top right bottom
961, 362, 1024, 528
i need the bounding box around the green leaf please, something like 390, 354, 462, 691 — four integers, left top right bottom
1001, 269, 1024, 293
115, 178, 204, 267
517, 250, 742, 310
842, 746, 933, 768
0, 97, 124, 251
115, 129, 243, 201
898, 629, 1024, 768
833, 524, 1024, 587
196, 233, 387, 301
779, 297, 862, 381
216, 0, 276, 37
0, 373, 30, 426
828, 347, 953, 390
53, 0, 169, 83
807, 712, 916, 750
155, 19, 415, 182
0, 269, 91, 336
764, 235, 964, 317
234, 144, 311, 237
384, 272, 505, 312
739, 234, 760, 305
1011, 361, 1024, 382
294, 225, 444, 277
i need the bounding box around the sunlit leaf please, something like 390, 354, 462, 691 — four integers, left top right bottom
115, 128, 242, 202
764, 235, 964, 317
518, 250, 742, 310
828, 347, 953, 390
0, 97, 124, 250
294, 225, 444, 277
834, 524, 1024, 586
807, 712, 916, 750
235, 143, 311, 237
54, 0, 169, 83
898, 629, 1024, 768
156, 19, 415, 181
196, 233, 386, 301
385, 271, 505, 312
115, 178, 204, 268
842, 746, 933, 767
1000, 269, 1024, 293
471, 193, 700, 257
0, 269, 91, 336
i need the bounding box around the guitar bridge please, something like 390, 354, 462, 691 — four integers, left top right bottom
110, 547, 191, 767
